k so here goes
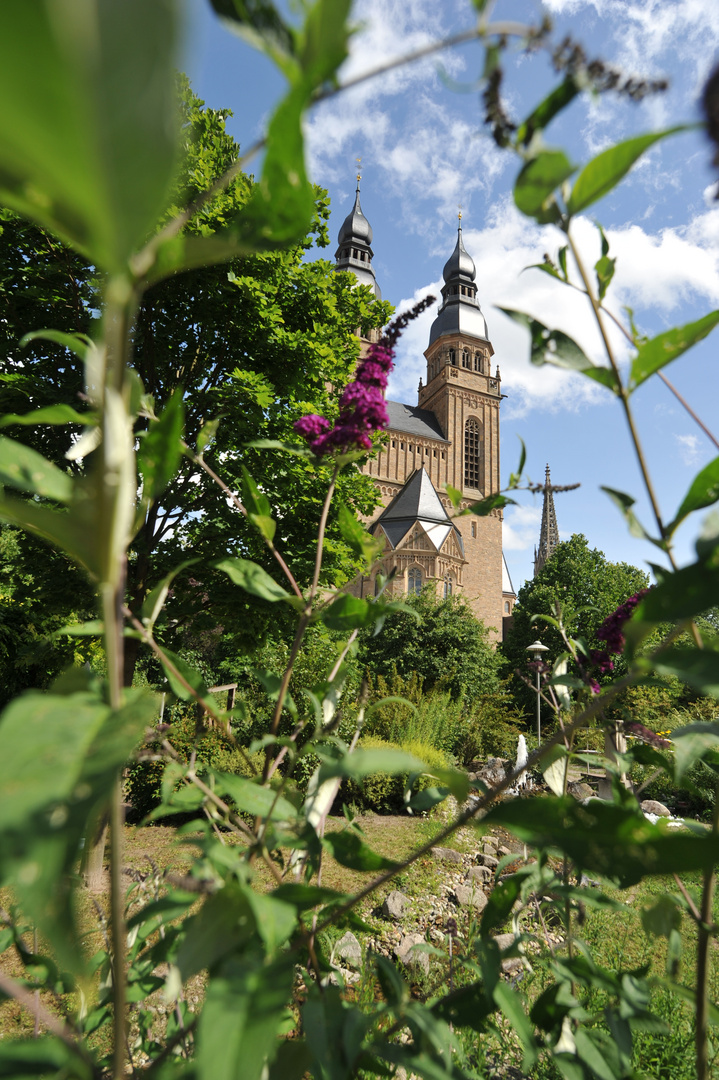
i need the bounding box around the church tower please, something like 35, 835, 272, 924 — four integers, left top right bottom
534, 464, 560, 575
339, 199, 513, 639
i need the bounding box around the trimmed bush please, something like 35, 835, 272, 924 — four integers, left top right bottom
338, 735, 452, 814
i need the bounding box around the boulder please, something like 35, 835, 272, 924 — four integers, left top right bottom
478, 853, 499, 870
453, 884, 488, 912
334, 931, 362, 971
382, 890, 410, 920
466, 865, 492, 885
641, 799, 671, 817
493, 932, 523, 974
431, 846, 463, 864
482, 841, 498, 856
497, 845, 512, 858
476, 758, 510, 787
568, 781, 596, 801
395, 933, 430, 976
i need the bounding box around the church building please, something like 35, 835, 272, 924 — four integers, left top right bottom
337, 181, 516, 641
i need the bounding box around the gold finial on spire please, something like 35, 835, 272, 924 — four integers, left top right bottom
356, 156, 362, 185
457, 203, 463, 223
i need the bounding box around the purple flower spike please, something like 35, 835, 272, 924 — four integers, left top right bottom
294, 295, 435, 456
596, 589, 649, 655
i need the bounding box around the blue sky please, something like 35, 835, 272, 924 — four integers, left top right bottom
184, 0, 719, 594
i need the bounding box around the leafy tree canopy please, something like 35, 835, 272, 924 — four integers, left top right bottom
502, 533, 650, 712
0, 77, 392, 687
358, 588, 501, 702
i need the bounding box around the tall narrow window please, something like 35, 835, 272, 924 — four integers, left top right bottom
462, 349, 471, 369
444, 573, 453, 598
474, 351, 482, 372
448, 348, 456, 366
464, 417, 483, 489
407, 567, 422, 595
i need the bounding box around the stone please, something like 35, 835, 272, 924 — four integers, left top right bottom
482, 841, 497, 855
395, 933, 430, 976
465, 865, 492, 885
382, 890, 410, 920
431, 846, 463, 864
641, 799, 671, 817
497, 845, 512, 858
334, 931, 362, 971
493, 932, 523, 974
569, 781, 596, 801
453, 884, 489, 912
476, 758, 510, 787
478, 853, 499, 870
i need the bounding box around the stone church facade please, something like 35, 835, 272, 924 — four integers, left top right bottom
337, 183, 515, 641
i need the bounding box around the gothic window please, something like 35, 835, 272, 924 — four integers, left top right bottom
474, 351, 482, 372
462, 349, 471, 369
464, 417, 483, 489
504, 601, 510, 613
407, 567, 422, 595
448, 349, 456, 366
444, 573, 453, 598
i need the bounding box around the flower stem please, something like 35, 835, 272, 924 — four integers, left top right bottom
696, 782, 719, 1080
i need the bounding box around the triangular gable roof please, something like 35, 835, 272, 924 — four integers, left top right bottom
374, 469, 465, 557
502, 553, 516, 596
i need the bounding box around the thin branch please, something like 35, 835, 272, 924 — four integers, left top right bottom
657, 372, 719, 452
0, 969, 90, 1061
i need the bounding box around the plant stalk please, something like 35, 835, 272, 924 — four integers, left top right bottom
695, 782, 719, 1080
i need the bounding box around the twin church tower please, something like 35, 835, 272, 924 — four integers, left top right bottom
337, 180, 515, 640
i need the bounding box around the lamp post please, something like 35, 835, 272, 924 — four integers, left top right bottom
526, 639, 550, 746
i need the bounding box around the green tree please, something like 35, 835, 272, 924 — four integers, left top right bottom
0, 80, 391, 689
502, 533, 650, 714
359, 587, 501, 702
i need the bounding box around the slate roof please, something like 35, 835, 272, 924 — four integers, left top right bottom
375, 468, 465, 557
386, 400, 447, 442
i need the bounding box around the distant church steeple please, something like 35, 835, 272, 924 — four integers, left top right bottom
534, 464, 560, 576
334, 172, 381, 298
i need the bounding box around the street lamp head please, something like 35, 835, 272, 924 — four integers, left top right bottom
526, 639, 550, 657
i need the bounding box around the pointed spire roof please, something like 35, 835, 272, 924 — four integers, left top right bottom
429, 220, 488, 345
534, 464, 560, 576
335, 174, 380, 298
375, 468, 464, 554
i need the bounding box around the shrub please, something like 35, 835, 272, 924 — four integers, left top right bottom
337, 735, 452, 814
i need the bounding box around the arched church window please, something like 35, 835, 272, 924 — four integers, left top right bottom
464, 417, 483, 490
444, 573, 453, 598
407, 567, 422, 595
504, 601, 510, 613
474, 351, 482, 372
448, 349, 456, 366
462, 349, 470, 369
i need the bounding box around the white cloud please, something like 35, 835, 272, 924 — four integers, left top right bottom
675, 432, 702, 465
503, 504, 542, 552
387, 198, 719, 418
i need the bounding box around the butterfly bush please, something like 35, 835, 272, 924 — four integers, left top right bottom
294, 296, 435, 455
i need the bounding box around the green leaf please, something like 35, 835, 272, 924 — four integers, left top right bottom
0, 0, 179, 271
653, 649, 719, 700
595, 254, 616, 303
431, 981, 494, 1032
197, 955, 294, 1080
0, 490, 99, 576
270, 883, 345, 912
667, 722, 719, 780
466, 492, 516, 515
670, 455, 719, 532
317, 746, 427, 785
482, 795, 719, 886
516, 78, 580, 147
214, 557, 290, 603
0, 403, 94, 428
633, 562, 719, 627
242, 889, 297, 953
493, 982, 537, 1071
567, 127, 691, 216
514, 151, 575, 224
480, 875, 523, 937
240, 466, 277, 543
337, 502, 383, 568
320, 593, 377, 631
0, 436, 74, 502
445, 484, 463, 508
138, 389, 185, 502
215, 772, 298, 822
498, 308, 619, 391
19, 328, 93, 362
197, 417, 220, 455
322, 830, 398, 872
641, 894, 682, 939
140, 558, 199, 631
0, 1038, 92, 1080
601, 486, 655, 542
157, 647, 217, 711
629, 311, 719, 391
573, 1028, 616, 1080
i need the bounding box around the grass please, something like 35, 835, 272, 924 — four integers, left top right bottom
2, 815, 719, 1079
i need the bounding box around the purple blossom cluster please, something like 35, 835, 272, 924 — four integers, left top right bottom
625, 722, 672, 750
294, 296, 435, 456
596, 589, 649, 654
